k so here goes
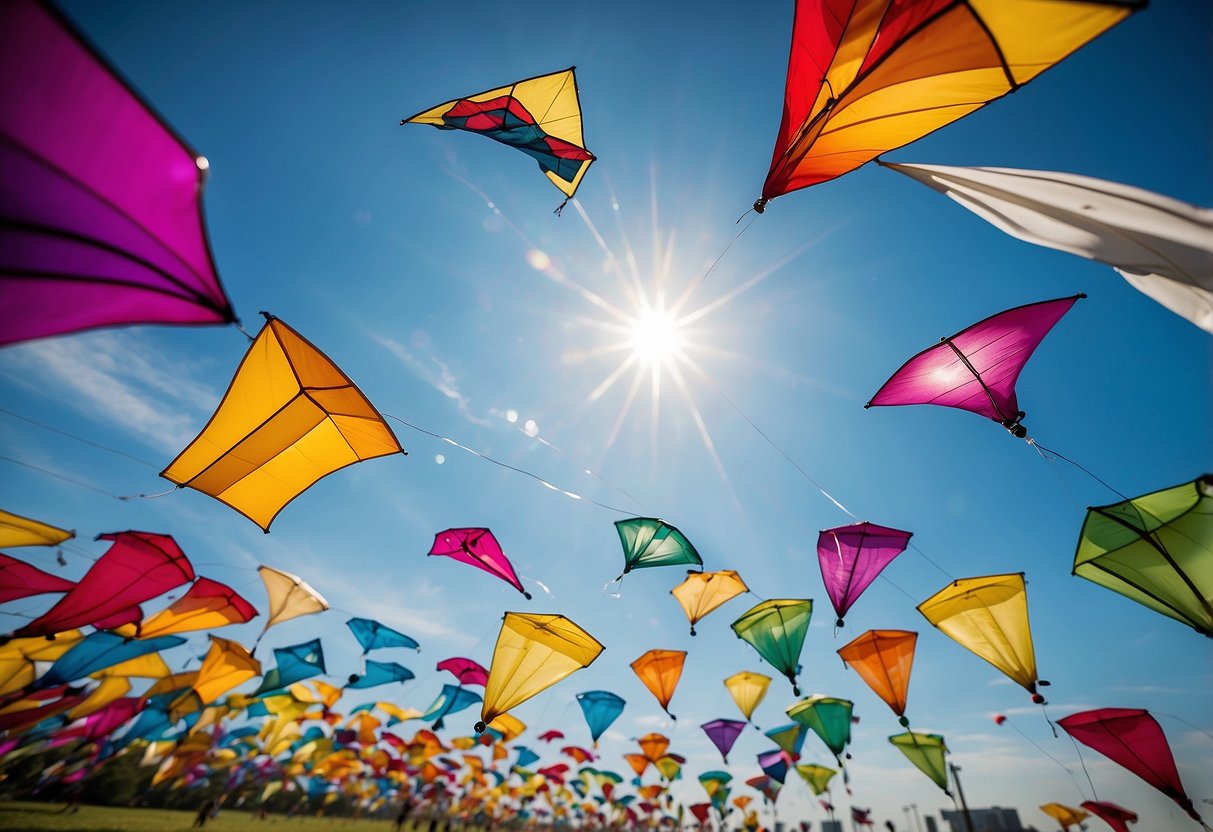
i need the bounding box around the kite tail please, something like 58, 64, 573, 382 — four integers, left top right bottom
603, 574, 624, 598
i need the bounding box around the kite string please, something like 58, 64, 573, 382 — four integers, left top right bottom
1000, 715, 1089, 801
699, 214, 757, 283
1064, 727, 1099, 801
0, 407, 160, 469
383, 413, 634, 515
0, 454, 129, 500
1027, 438, 1128, 501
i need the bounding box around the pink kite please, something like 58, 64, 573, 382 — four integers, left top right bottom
1081, 801, 1138, 832
866, 295, 1084, 438
0, 0, 236, 347
0, 553, 75, 602
428, 528, 530, 598
538, 730, 565, 743
1058, 708, 1207, 828
817, 522, 912, 627
437, 657, 489, 688
14, 531, 194, 637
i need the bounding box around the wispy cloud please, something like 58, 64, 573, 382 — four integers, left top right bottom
369, 332, 492, 427
0, 331, 217, 451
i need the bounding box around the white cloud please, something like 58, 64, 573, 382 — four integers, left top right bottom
369, 332, 492, 427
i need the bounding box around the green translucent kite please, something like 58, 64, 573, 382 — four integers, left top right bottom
1074, 474, 1213, 637
793, 763, 837, 796
786, 695, 853, 763
889, 731, 950, 793
615, 518, 702, 575
731, 599, 812, 695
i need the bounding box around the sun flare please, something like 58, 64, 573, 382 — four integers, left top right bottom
629, 306, 683, 367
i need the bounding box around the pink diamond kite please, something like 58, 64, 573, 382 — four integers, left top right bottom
817, 522, 912, 628
428, 528, 530, 598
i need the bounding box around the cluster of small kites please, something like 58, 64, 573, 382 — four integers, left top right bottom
0, 0, 1210, 831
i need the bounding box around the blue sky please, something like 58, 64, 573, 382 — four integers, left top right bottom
2, 1, 1211, 829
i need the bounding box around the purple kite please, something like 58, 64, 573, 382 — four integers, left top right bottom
428, 528, 530, 598
0, 0, 236, 347
0, 553, 75, 603
866, 295, 1084, 438
817, 522, 912, 628
701, 718, 747, 764
14, 531, 194, 637
437, 657, 489, 688
1058, 708, 1208, 828
1081, 801, 1138, 832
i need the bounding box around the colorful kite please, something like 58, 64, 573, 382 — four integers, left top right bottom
817, 522, 912, 627
731, 599, 812, 695
428, 528, 530, 598
422, 683, 482, 730
889, 731, 949, 794
255, 565, 329, 645
867, 295, 1084, 438
918, 573, 1048, 702
0, 0, 236, 347
837, 629, 917, 725
671, 570, 748, 635
254, 638, 325, 695
35, 631, 185, 689
787, 696, 853, 765
793, 764, 837, 796
1041, 803, 1091, 830
766, 723, 806, 761
161, 315, 402, 531
347, 659, 414, 690
346, 618, 420, 653
1058, 708, 1208, 828
615, 518, 702, 577
885, 163, 1213, 333
723, 671, 771, 724
402, 67, 594, 205
630, 649, 686, 719
0, 553, 74, 603
476, 613, 603, 732
576, 690, 625, 747
701, 718, 747, 764
188, 636, 260, 706
1081, 801, 1138, 832
437, 657, 489, 688
0, 509, 73, 549
1073, 474, 1213, 637
753, 0, 1141, 211
136, 577, 257, 638
15, 531, 194, 637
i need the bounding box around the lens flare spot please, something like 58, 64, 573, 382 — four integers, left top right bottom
526, 249, 551, 271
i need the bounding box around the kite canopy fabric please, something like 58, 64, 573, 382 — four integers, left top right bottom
421, 684, 482, 729
0, 0, 235, 347
787, 696, 854, 763
576, 690, 625, 746
403, 67, 594, 199
1041, 803, 1090, 830
1080, 801, 1138, 832
346, 659, 414, 690
428, 528, 529, 598
702, 718, 747, 764
615, 518, 703, 574
817, 522, 912, 625
794, 763, 837, 796
1058, 708, 1207, 825
837, 629, 917, 721
161, 316, 402, 531
886, 163, 1213, 333
436, 657, 488, 687
257, 565, 329, 631
723, 671, 771, 722
0, 552, 75, 602
756, 0, 1141, 208
731, 599, 812, 695
889, 731, 949, 793
867, 295, 1083, 436
0, 508, 73, 549
253, 638, 325, 695
136, 577, 257, 638
918, 573, 1043, 698
1073, 474, 1213, 636
630, 649, 687, 718
671, 570, 748, 635
347, 618, 420, 653
15, 531, 195, 637
37, 631, 185, 689
478, 612, 603, 731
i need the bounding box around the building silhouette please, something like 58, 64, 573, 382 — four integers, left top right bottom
939, 807, 1024, 832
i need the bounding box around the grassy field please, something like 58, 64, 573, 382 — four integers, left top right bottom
0, 801, 408, 832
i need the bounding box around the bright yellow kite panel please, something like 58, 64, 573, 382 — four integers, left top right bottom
0, 508, 73, 548
671, 570, 748, 635
724, 670, 770, 722
161, 316, 402, 531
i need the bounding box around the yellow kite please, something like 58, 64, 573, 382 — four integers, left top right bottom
0, 508, 73, 548
918, 573, 1047, 701
256, 565, 328, 645
671, 570, 748, 636
189, 635, 261, 706
477, 613, 603, 733
161, 315, 403, 531
724, 671, 771, 723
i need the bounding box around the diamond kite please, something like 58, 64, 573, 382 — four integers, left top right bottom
889, 731, 950, 794
838, 629, 917, 726
867, 295, 1083, 438
615, 518, 703, 577
161, 315, 402, 531
818, 523, 911, 627
753, 0, 1141, 212
731, 600, 812, 695
0, 0, 236, 346
1073, 474, 1213, 637
0, 509, 73, 549
402, 67, 594, 204
630, 649, 686, 720
671, 570, 748, 636
724, 671, 771, 724
576, 690, 625, 747
428, 528, 530, 598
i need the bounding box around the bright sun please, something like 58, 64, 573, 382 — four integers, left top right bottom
629, 306, 683, 367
